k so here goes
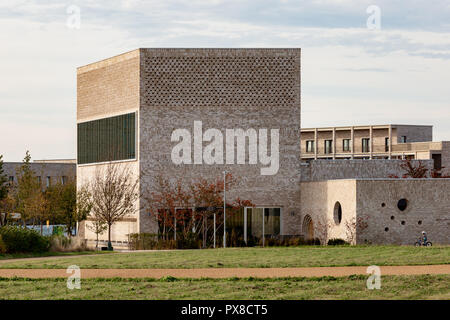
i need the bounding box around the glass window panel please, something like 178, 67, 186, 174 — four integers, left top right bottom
77, 112, 136, 164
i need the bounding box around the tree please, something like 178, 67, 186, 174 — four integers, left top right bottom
344, 216, 369, 245
15, 151, 46, 228
143, 176, 192, 241
389, 159, 450, 179
0, 194, 16, 227
79, 185, 105, 249
0, 155, 14, 226
144, 173, 253, 248
86, 214, 107, 250
400, 160, 429, 178
46, 178, 88, 236
190, 173, 235, 248
89, 163, 138, 250
0, 155, 8, 202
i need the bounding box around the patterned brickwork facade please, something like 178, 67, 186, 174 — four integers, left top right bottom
138, 48, 302, 235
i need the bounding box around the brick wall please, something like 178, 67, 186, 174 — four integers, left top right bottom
4, 162, 76, 185
77, 49, 140, 122
300, 159, 434, 182
138, 48, 302, 235
356, 179, 450, 245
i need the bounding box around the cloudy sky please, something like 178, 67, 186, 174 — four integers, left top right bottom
1, 0, 449, 161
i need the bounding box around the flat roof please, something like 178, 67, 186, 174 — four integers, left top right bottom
302, 124, 433, 131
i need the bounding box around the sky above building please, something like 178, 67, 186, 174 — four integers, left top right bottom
0, 0, 449, 161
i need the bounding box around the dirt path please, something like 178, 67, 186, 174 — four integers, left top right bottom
0, 265, 448, 279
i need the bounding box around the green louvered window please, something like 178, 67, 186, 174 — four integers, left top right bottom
77, 113, 136, 165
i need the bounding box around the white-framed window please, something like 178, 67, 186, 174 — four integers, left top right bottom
324, 140, 333, 154
306, 140, 315, 153
362, 138, 370, 153
343, 139, 351, 152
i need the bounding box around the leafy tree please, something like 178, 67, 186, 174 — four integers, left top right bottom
144, 173, 253, 248
0, 155, 8, 202
0, 155, 14, 226
0, 194, 15, 227
46, 178, 88, 236
15, 151, 45, 227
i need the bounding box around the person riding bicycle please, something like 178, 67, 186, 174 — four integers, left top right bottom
421, 231, 428, 244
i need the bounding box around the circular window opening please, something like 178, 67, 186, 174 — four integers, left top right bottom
401, 221, 406, 225
397, 199, 408, 211
390, 216, 395, 220
418, 220, 422, 225
384, 227, 389, 232
333, 202, 342, 225
381, 203, 386, 207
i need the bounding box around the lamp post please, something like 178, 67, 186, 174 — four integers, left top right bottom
223, 170, 226, 248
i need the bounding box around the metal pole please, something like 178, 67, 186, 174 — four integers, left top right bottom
223, 171, 226, 248
262, 209, 265, 247
214, 213, 216, 248
244, 207, 247, 245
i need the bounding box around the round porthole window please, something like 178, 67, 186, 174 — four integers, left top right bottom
401, 221, 406, 225
397, 199, 408, 211
385, 227, 389, 232
390, 216, 395, 220
333, 202, 342, 225
418, 220, 422, 225
381, 203, 386, 207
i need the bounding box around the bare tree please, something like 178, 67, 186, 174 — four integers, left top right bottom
313, 216, 331, 245
89, 163, 138, 250
86, 216, 107, 250
143, 173, 253, 248
344, 216, 369, 245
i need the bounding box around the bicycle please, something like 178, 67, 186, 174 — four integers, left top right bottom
414, 238, 432, 246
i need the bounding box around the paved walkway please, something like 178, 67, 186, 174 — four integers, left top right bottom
0, 265, 448, 278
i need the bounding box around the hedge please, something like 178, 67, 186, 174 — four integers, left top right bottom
0, 226, 51, 253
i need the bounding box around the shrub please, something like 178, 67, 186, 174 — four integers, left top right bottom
327, 238, 349, 246
0, 226, 50, 253
128, 233, 202, 250
0, 235, 7, 254
50, 235, 89, 252
305, 237, 321, 245
257, 236, 309, 247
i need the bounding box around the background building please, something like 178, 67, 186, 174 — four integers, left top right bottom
301, 125, 450, 175
3, 160, 76, 188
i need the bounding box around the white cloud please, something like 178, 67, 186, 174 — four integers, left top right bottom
0, 0, 450, 161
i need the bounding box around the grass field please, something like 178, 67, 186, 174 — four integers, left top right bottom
0, 251, 102, 261
0, 246, 448, 269
0, 274, 448, 300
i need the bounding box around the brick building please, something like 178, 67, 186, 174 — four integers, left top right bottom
3, 160, 76, 188
301, 124, 450, 175
77, 48, 302, 246
76, 48, 450, 246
